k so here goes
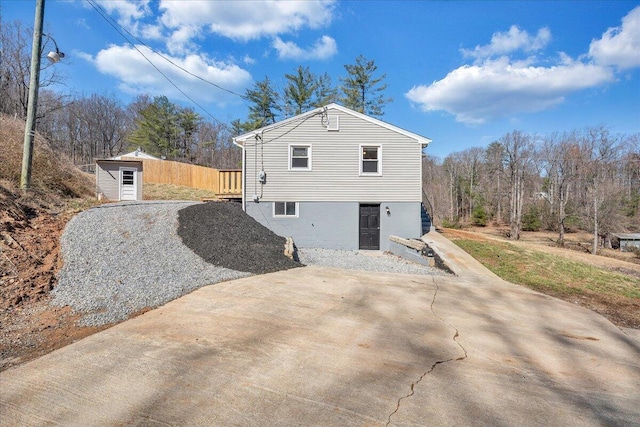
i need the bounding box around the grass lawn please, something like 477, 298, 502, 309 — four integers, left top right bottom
454, 239, 640, 299
447, 235, 640, 328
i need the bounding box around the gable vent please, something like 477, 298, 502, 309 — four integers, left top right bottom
327, 115, 340, 131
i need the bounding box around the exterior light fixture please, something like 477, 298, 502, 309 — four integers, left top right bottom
46, 35, 65, 63
386, 206, 391, 216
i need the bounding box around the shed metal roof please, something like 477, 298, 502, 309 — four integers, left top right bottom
612, 233, 640, 240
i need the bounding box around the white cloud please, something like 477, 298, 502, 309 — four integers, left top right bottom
406, 57, 614, 124
589, 6, 640, 70
93, 0, 158, 39
91, 45, 252, 106
407, 13, 640, 125
273, 35, 337, 60
75, 18, 90, 30
94, 0, 150, 20
158, 0, 336, 48
461, 25, 551, 60
165, 25, 202, 55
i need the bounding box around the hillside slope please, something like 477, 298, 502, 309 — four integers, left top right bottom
0, 115, 97, 369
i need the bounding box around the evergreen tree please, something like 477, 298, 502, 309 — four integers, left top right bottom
245, 76, 281, 130
283, 66, 317, 117
129, 96, 179, 158
340, 54, 391, 116
313, 72, 339, 108
229, 119, 248, 137
128, 96, 202, 161
177, 108, 201, 161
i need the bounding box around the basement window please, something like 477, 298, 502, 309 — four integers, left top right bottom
274, 201, 298, 217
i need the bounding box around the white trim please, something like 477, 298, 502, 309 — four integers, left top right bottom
273, 201, 299, 218
233, 103, 431, 147
288, 144, 312, 171
359, 144, 382, 176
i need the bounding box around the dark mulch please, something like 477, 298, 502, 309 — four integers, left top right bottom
177, 202, 301, 275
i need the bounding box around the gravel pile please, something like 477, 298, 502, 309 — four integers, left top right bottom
53, 201, 257, 326
298, 248, 449, 276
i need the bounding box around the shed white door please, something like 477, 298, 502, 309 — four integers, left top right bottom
119, 167, 137, 201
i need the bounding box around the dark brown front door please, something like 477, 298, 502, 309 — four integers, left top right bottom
359, 204, 380, 250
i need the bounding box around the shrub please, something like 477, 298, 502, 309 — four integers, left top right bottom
522, 206, 542, 231
471, 204, 488, 227
441, 219, 462, 229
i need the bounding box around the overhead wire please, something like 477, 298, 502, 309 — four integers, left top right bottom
241, 110, 326, 147
86, 0, 333, 150
85, 0, 242, 127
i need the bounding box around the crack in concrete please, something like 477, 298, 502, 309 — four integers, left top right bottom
386, 278, 468, 426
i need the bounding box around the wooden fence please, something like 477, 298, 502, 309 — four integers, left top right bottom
123, 157, 241, 198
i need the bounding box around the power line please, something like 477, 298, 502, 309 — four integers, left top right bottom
85, 0, 243, 126
242, 110, 325, 147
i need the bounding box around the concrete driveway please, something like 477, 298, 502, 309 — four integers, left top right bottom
2, 235, 639, 426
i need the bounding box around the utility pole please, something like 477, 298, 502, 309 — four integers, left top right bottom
20, 0, 45, 190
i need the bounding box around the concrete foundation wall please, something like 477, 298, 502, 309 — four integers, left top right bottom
246, 201, 422, 251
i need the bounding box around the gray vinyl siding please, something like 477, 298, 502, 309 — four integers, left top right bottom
246, 201, 422, 251
244, 109, 423, 203
96, 160, 143, 201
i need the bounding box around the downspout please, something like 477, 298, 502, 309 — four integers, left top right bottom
232, 137, 246, 211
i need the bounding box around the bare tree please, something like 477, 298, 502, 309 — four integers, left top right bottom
501, 131, 534, 240
422, 155, 449, 226
0, 20, 65, 119
193, 121, 241, 169
443, 154, 462, 223
538, 132, 583, 246
581, 126, 624, 254
484, 141, 506, 224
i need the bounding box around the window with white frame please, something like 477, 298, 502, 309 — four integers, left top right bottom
274, 201, 298, 217
289, 145, 311, 170
360, 145, 381, 175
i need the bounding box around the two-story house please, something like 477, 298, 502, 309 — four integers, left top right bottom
233, 103, 431, 251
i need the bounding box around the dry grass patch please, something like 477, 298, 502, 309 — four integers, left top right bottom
143, 183, 218, 201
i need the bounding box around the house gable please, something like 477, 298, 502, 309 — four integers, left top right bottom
235, 104, 430, 204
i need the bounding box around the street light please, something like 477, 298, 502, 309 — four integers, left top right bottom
46, 35, 65, 63
20, 0, 65, 190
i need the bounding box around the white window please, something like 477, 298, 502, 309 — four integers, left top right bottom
289, 145, 311, 170
360, 145, 382, 175
274, 201, 298, 217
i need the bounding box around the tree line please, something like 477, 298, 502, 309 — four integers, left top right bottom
423, 127, 640, 252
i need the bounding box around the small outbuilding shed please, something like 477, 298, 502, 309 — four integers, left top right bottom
95, 159, 143, 201
613, 233, 640, 252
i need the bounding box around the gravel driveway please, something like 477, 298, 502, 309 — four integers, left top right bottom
53, 201, 446, 327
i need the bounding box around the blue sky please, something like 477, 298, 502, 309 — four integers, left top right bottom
3, 0, 639, 158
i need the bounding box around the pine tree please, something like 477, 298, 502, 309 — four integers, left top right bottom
129, 96, 179, 158
313, 72, 338, 108
245, 76, 281, 130
283, 66, 317, 117
340, 55, 392, 116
